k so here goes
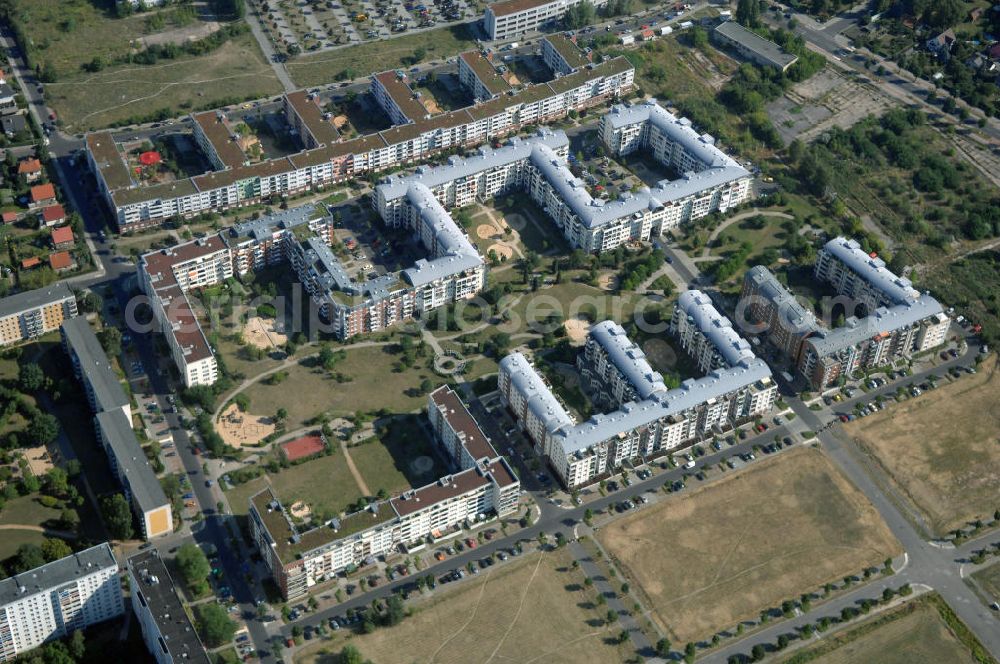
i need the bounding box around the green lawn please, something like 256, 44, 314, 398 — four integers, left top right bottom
0, 530, 46, 564
350, 414, 444, 497
285, 25, 477, 88
0, 495, 64, 531
45, 31, 282, 131
239, 346, 433, 428
226, 453, 364, 519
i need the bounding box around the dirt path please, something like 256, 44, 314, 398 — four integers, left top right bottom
339, 439, 371, 497
0, 524, 77, 539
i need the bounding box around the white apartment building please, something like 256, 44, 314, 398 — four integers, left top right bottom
541, 34, 591, 75
670, 290, 755, 374
457, 51, 514, 102
484, 0, 607, 41
0, 282, 77, 346
598, 99, 753, 232
0, 544, 123, 662
499, 315, 775, 488
128, 551, 210, 664
577, 320, 666, 410
138, 237, 231, 387
814, 236, 920, 314
249, 388, 518, 600
87, 58, 633, 231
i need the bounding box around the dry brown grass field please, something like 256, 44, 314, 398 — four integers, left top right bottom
775, 596, 980, 664
845, 354, 1000, 536
598, 445, 901, 643
295, 548, 635, 664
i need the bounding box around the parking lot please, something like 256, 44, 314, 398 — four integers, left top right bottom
255, 0, 476, 54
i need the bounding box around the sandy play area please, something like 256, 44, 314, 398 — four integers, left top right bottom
289, 500, 312, 519
477, 224, 499, 240
488, 244, 514, 260
217, 403, 276, 447
563, 317, 590, 345
244, 316, 288, 350
598, 274, 618, 291
22, 445, 54, 476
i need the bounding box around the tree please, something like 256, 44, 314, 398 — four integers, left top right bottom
564, 0, 595, 28
384, 594, 405, 626
60, 508, 79, 530
18, 364, 44, 391
339, 645, 371, 664
97, 327, 123, 357
690, 26, 708, 48
656, 638, 671, 657
196, 603, 236, 647
45, 467, 69, 496
100, 493, 134, 540
68, 629, 86, 659
176, 543, 211, 589
751, 644, 766, 661
28, 413, 59, 446
736, 0, 760, 27
41, 537, 72, 562
13, 543, 46, 573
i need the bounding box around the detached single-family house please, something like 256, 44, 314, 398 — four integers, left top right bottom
17, 158, 43, 183
0, 84, 16, 116
48, 250, 75, 272
38, 204, 66, 228
1, 114, 26, 138
927, 29, 957, 54
51, 225, 74, 249
29, 183, 56, 208
20, 256, 40, 270
1, 211, 18, 225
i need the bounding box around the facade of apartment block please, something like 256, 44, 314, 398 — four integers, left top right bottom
249, 388, 518, 600
0, 544, 123, 662
0, 283, 78, 346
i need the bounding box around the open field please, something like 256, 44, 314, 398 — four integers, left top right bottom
0, 495, 65, 533
845, 354, 1000, 537
225, 452, 364, 519
45, 32, 282, 131
0, 530, 47, 564
598, 446, 901, 643
348, 415, 443, 497
239, 346, 433, 428
285, 25, 476, 88
295, 547, 636, 664
775, 595, 985, 664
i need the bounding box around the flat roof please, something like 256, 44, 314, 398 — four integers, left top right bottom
374, 71, 433, 122
111, 178, 200, 208
0, 543, 117, 605
460, 51, 512, 96
543, 34, 590, 70
141, 235, 230, 287
285, 90, 341, 146
391, 465, 493, 517
96, 409, 171, 516
488, 0, 556, 17
588, 320, 666, 398
192, 155, 297, 191
805, 295, 944, 357
819, 237, 920, 305
128, 550, 211, 664
675, 290, 755, 367
430, 385, 497, 462
0, 281, 74, 319
86, 133, 134, 191
61, 317, 130, 414
192, 111, 247, 169
251, 487, 397, 565
714, 21, 798, 69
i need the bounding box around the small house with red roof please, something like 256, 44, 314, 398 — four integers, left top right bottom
29, 183, 56, 208
48, 251, 74, 272
1, 211, 18, 225
38, 204, 66, 228
51, 225, 74, 249
17, 157, 42, 183
20, 256, 40, 270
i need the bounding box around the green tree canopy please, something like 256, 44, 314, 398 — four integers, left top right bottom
100, 493, 134, 540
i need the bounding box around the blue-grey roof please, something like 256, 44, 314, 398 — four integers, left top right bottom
500, 352, 575, 433
61, 317, 130, 414
229, 204, 323, 243
804, 294, 944, 357
676, 289, 755, 367
745, 265, 818, 334
556, 357, 773, 454
377, 129, 570, 202
588, 320, 666, 398
0, 543, 117, 605
96, 409, 171, 516
0, 281, 74, 319
819, 237, 920, 305
305, 235, 355, 293
399, 182, 483, 287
